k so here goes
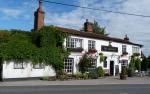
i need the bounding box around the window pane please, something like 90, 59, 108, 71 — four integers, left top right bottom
122, 45, 126, 53
103, 61, 107, 68
33, 63, 44, 69
14, 62, 24, 69
88, 40, 95, 49
66, 38, 82, 48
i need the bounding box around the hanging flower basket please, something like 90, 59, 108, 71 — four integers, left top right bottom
88, 49, 97, 54
121, 52, 128, 57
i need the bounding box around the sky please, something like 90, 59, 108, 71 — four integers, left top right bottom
0, 0, 150, 56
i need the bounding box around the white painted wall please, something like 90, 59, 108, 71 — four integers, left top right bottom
3, 61, 55, 79
65, 35, 142, 76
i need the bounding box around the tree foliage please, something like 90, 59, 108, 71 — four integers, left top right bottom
0, 30, 33, 62
31, 26, 69, 72
141, 57, 148, 71
81, 20, 108, 36
93, 21, 108, 36
148, 56, 150, 69
129, 56, 141, 71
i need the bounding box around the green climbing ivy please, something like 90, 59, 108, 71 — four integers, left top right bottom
0, 26, 69, 75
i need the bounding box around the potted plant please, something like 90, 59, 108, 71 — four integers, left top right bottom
120, 66, 128, 80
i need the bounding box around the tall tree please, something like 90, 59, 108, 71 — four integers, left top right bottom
147, 56, 150, 69
141, 57, 148, 71
81, 20, 108, 36
93, 20, 108, 36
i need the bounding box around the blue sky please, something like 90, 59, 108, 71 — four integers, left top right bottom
0, 0, 150, 56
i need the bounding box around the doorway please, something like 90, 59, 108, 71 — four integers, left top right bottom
110, 61, 114, 76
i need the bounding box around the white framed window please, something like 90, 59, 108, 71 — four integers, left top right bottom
66, 38, 82, 48
88, 40, 95, 49
64, 58, 74, 74
14, 61, 24, 69
122, 45, 127, 53
33, 63, 44, 69
132, 46, 140, 53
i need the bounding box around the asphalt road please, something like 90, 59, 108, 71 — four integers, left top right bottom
0, 85, 150, 94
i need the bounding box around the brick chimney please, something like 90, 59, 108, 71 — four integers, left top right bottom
34, 0, 44, 30
84, 19, 93, 33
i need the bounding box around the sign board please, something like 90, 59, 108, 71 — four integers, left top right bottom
101, 45, 118, 52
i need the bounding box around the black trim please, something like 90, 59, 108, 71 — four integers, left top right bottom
14, 62, 24, 69
101, 45, 118, 52
33, 63, 44, 69
67, 48, 83, 52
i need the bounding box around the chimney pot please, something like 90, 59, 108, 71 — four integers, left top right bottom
124, 34, 129, 41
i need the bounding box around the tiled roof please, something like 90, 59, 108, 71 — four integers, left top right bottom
57, 26, 143, 47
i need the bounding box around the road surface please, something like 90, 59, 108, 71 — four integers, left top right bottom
0, 84, 150, 94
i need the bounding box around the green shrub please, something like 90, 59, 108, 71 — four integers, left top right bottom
82, 72, 89, 79
59, 74, 68, 81
56, 70, 64, 78
96, 66, 105, 77
74, 71, 83, 79
78, 55, 92, 73
40, 76, 50, 81
88, 69, 98, 79
40, 76, 56, 81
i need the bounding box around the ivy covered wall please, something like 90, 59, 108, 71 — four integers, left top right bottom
0, 26, 69, 73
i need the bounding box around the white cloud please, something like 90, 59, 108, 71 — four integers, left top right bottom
0, 8, 22, 19
0, 0, 37, 20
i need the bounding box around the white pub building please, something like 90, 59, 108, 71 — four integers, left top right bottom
1, 0, 143, 80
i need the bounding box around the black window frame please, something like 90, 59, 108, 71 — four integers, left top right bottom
64, 58, 74, 74
33, 63, 44, 69
14, 61, 24, 69
103, 61, 107, 68
122, 45, 127, 53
